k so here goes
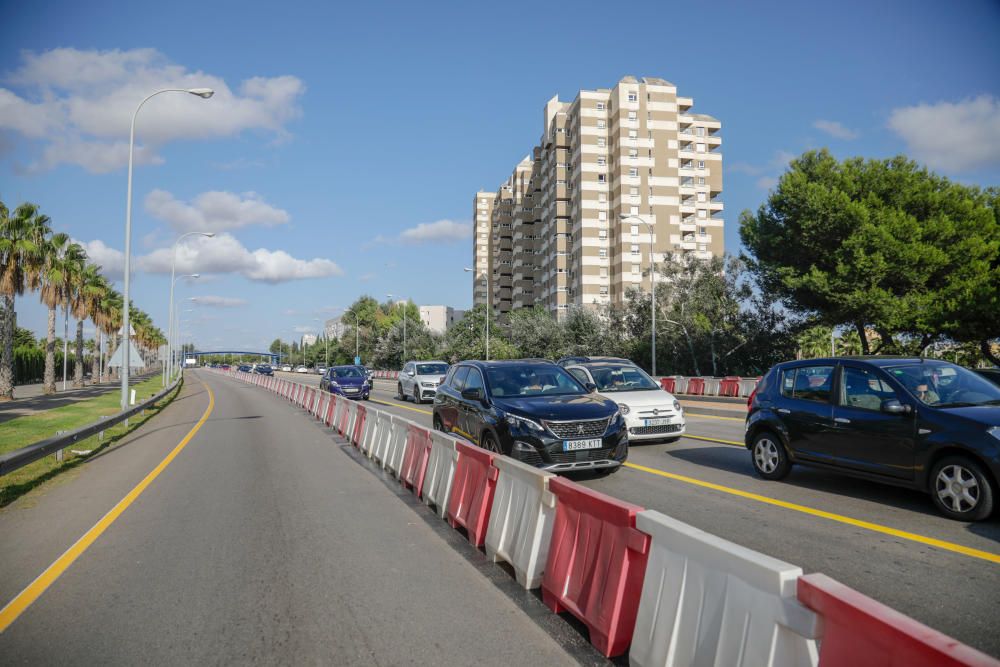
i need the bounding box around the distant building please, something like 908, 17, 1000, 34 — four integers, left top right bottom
301, 334, 317, 347
418, 305, 465, 334
323, 317, 345, 339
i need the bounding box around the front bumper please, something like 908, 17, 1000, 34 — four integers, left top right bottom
418, 386, 439, 400
330, 386, 370, 400
504, 427, 629, 472
625, 414, 685, 441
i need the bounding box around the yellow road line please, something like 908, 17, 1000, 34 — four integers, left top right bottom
0, 380, 216, 634
682, 433, 744, 447
685, 412, 745, 422
369, 397, 433, 416
623, 461, 1000, 564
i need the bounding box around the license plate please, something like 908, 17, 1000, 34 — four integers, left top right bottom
563, 438, 603, 451
345, 388, 358, 393
644, 418, 670, 427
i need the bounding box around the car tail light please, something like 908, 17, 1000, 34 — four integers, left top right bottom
747, 387, 757, 412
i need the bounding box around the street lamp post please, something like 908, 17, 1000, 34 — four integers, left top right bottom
167, 232, 213, 385
621, 215, 657, 376
121, 87, 213, 408
175, 307, 194, 374
167, 274, 199, 381
463, 267, 490, 360
386, 295, 407, 362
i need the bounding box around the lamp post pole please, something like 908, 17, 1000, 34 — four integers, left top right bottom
167, 232, 213, 384
464, 267, 490, 360
621, 215, 656, 376
168, 274, 199, 381
120, 87, 213, 408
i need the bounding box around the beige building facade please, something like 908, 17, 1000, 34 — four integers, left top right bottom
473, 76, 724, 320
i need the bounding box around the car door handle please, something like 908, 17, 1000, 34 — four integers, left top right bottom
777, 408, 790, 414
834, 417, 851, 424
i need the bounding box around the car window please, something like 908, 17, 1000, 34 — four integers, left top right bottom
780, 365, 834, 403
486, 365, 586, 397
464, 368, 484, 393
568, 368, 590, 384
417, 363, 449, 376
589, 365, 659, 392
841, 366, 897, 411
332, 367, 363, 379
887, 362, 1000, 407
450, 366, 470, 391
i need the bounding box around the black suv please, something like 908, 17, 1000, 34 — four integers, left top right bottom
746, 357, 1000, 521
556, 355, 636, 368
433, 360, 628, 473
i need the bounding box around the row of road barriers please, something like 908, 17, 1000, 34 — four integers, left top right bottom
219, 368, 998, 667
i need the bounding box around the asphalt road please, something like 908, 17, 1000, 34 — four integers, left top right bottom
0, 371, 592, 665
270, 370, 1000, 657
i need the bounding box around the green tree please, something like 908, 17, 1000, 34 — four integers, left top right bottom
14, 326, 37, 348
507, 307, 564, 359
796, 325, 833, 359
740, 149, 999, 357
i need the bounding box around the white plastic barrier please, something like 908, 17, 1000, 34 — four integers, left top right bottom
739, 378, 758, 397
484, 456, 556, 589
332, 397, 347, 434
370, 411, 393, 464
383, 415, 409, 476
344, 400, 358, 441
359, 407, 378, 456
701, 377, 721, 396
672, 376, 690, 394
424, 431, 459, 518
630, 510, 819, 667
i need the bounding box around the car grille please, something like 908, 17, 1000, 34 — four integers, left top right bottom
544, 418, 610, 439
548, 448, 614, 464
630, 423, 683, 436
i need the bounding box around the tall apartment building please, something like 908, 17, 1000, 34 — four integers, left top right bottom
472, 76, 723, 320
471, 191, 495, 307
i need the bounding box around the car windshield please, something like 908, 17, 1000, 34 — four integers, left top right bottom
331, 367, 363, 379
486, 365, 586, 397
589, 365, 659, 392
886, 362, 1000, 407
417, 363, 448, 375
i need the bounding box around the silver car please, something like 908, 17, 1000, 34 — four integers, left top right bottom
397, 360, 450, 404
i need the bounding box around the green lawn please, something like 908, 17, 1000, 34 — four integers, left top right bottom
0, 376, 181, 506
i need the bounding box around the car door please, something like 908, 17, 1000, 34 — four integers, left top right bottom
458, 367, 486, 445
827, 363, 918, 479
774, 364, 837, 463
402, 363, 415, 395
438, 366, 469, 434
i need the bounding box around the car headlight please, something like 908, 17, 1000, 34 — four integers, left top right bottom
673, 400, 681, 412
421, 381, 436, 387
618, 403, 631, 415
329, 381, 339, 387
505, 413, 545, 433
988, 426, 1000, 442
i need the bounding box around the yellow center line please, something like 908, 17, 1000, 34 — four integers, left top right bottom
369, 397, 433, 415
685, 412, 745, 422
0, 380, 216, 634
623, 461, 1000, 564
682, 433, 744, 447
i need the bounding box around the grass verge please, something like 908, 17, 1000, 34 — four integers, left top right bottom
0, 376, 183, 506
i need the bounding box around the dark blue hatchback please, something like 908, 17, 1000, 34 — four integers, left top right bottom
746, 357, 1000, 521
320, 365, 370, 401
433, 359, 627, 473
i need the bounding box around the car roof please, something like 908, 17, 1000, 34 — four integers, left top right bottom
779, 356, 942, 368
456, 359, 562, 371
408, 360, 449, 365
569, 360, 644, 369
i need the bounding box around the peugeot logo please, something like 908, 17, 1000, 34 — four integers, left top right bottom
576, 424, 584, 434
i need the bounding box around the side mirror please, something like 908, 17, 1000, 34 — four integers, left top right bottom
881, 399, 911, 415
461, 387, 484, 402
407, 370, 415, 376
585, 382, 598, 393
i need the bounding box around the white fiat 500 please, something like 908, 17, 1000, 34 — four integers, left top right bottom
566, 362, 686, 443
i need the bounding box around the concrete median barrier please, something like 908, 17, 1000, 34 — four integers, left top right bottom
446, 441, 499, 547
630, 510, 819, 667
542, 477, 650, 658
425, 431, 459, 518
400, 424, 433, 497
796, 573, 998, 667
484, 456, 556, 590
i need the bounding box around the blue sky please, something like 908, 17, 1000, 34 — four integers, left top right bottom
2, 0, 999, 351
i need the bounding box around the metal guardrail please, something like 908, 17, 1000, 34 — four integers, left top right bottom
0, 376, 183, 477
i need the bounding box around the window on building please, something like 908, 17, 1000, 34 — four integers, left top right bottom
697, 192, 706, 202
631, 244, 640, 255
599, 193, 607, 202
600, 286, 609, 295
698, 177, 706, 185
599, 230, 608, 240
696, 143, 706, 153
597, 102, 606, 110
628, 92, 638, 102
696, 127, 705, 136
630, 205, 639, 215
600, 267, 608, 278
698, 160, 705, 169
599, 248, 608, 258
698, 243, 707, 251
630, 186, 639, 196
698, 209, 707, 218
597, 157, 606, 166
629, 149, 638, 158
631, 224, 639, 235
598, 137, 606, 147
598, 211, 607, 221
598, 174, 606, 183
629, 167, 639, 177
699, 226, 707, 236
597, 120, 607, 129
629, 130, 638, 139
632, 264, 640, 275
628, 111, 637, 120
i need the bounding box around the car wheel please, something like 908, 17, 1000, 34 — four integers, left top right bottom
930, 456, 995, 521
413, 386, 422, 404
397, 383, 405, 401
751, 432, 791, 480
482, 433, 504, 455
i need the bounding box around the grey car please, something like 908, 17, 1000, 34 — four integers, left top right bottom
398, 360, 450, 404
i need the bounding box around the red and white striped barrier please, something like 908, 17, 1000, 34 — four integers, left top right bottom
216, 368, 995, 666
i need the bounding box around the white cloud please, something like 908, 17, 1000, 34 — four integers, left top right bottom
888, 95, 1000, 172
756, 176, 779, 190
813, 119, 859, 140
137, 232, 342, 283
145, 189, 289, 233
0, 48, 305, 173
76, 238, 124, 281
189, 295, 248, 308
374, 219, 471, 246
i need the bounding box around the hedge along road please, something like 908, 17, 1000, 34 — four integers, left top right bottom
272, 370, 1000, 657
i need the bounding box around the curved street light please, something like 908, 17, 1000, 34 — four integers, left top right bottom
167, 275, 198, 380
121, 87, 213, 407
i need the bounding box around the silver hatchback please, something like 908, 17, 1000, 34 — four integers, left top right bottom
398, 360, 450, 404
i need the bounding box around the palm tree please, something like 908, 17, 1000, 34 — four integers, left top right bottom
39, 233, 86, 394
71, 263, 104, 387
97, 289, 123, 381
0, 202, 50, 400
795, 325, 834, 359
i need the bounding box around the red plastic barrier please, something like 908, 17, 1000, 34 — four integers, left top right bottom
720, 376, 742, 397
324, 394, 336, 426
337, 402, 350, 435
797, 573, 998, 667
541, 478, 650, 658
659, 377, 676, 393
400, 424, 433, 497
352, 404, 367, 446
446, 441, 498, 547
686, 377, 705, 395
